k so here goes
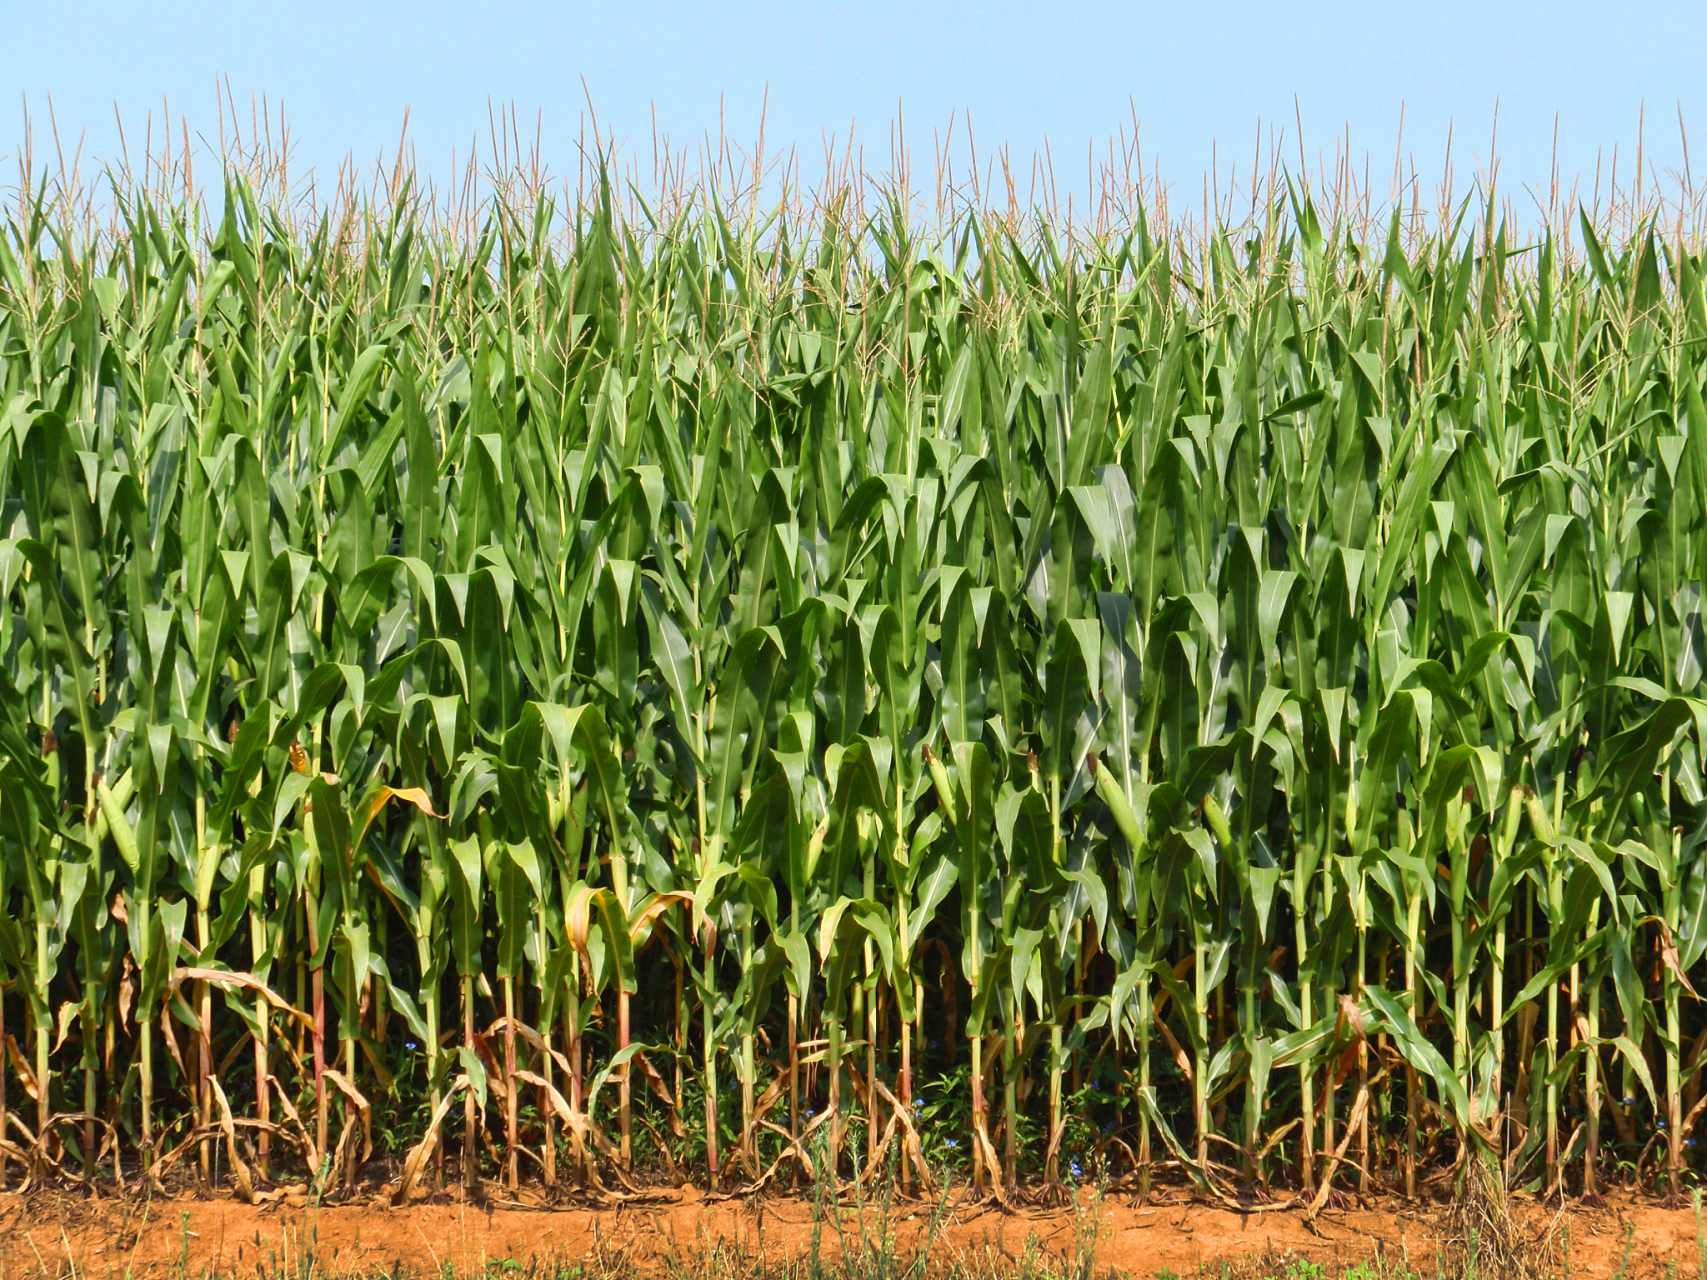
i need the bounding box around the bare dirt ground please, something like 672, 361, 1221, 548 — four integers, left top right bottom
0, 1185, 1696, 1280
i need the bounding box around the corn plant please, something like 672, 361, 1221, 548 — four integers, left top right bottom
2, 135, 1707, 1208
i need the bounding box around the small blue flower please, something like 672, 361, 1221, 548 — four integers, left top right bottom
1069, 1160, 1083, 1178
405, 1040, 419, 1051
945, 1139, 959, 1149
1624, 1095, 1639, 1105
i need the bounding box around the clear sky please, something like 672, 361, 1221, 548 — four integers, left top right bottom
5, 0, 1705, 226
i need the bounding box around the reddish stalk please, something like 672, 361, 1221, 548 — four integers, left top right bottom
312, 968, 327, 1162
462, 976, 477, 1190
0, 989, 7, 1190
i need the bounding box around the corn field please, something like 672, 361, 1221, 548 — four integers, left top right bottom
5, 137, 1707, 1209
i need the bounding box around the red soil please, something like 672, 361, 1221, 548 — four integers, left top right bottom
0, 1185, 1694, 1279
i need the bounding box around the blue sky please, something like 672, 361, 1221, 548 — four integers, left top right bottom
4, 1, 1704, 224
